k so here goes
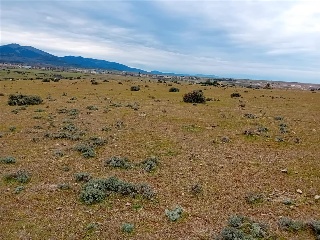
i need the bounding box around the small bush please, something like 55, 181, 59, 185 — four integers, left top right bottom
243, 113, 256, 119
4, 170, 31, 183
190, 183, 203, 195
0, 156, 16, 164
230, 92, 241, 98
279, 217, 305, 232
14, 186, 25, 194
86, 105, 98, 111
8, 94, 43, 106
58, 183, 70, 190
74, 144, 96, 158
165, 206, 183, 222
79, 177, 156, 205
245, 192, 264, 204
121, 223, 134, 233
140, 156, 159, 172
74, 172, 92, 182
105, 156, 131, 169
130, 86, 140, 91
169, 87, 180, 92
183, 90, 206, 103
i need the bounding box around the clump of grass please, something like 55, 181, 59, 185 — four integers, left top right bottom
4, 170, 31, 184
0, 156, 16, 164
130, 86, 140, 91
278, 217, 305, 232
9, 126, 16, 132
8, 94, 43, 106
105, 156, 132, 169
245, 192, 264, 204
169, 87, 180, 92
165, 205, 184, 222
140, 156, 159, 172
121, 223, 134, 234
74, 172, 92, 182
183, 90, 206, 103
86, 222, 99, 232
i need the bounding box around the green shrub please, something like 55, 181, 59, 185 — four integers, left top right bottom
169, 87, 180, 92
86, 105, 98, 111
165, 206, 183, 222
130, 86, 140, 91
309, 220, 320, 239
8, 94, 43, 106
121, 223, 134, 233
80, 185, 107, 204
14, 186, 25, 194
105, 156, 131, 169
183, 90, 206, 103
0, 156, 16, 164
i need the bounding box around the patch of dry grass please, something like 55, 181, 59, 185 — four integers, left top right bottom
0, 70, 319, 239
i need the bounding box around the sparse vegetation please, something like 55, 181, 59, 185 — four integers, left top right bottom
165, 206, 184, 222
0, 156, 16, 164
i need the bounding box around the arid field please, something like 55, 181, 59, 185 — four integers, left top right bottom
0, 69, 319, 240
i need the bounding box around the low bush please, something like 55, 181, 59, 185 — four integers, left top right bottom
74, 172, 92, 182
105, 156, 132, 169
0, 156, 16, 164
4, 170, 31, 183
165, 206, 184, 222
130, 86, 140, 91
8, 94, 43, 106
74, 144, 96, 158
231, 92, 241, 98
121, 223, 134, 234
278, 217, 305, 232
183, 90, 206, 103
140, 156, 159, 172
169, 87, 180, 92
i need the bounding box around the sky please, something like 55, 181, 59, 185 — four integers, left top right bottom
1, 0, 320, 83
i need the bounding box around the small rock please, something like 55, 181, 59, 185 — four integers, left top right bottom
56, 207, 62, 210
281, 168, 288, 173
296, 189, 303, 194
315, 195, 320, 200
125, 202, 131, 206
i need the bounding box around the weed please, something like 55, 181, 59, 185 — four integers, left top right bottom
165, 206, 183, 222
14, 186, 25, 194
8, 94, 43, 106
86, 222, 99, 232
74, 172, 92, 182
86, 105, 98, 111
0, 156, 16, 164
4, 170, 31, 184
190, 183, 203, 195
9, 126, 16, 132
274, 116, 284, 121
245, 192, 264, 204
183, 90, 206, 103
58, 183, 71, 190
121, 223, 134, 234
244, 113, 256, 119
278, 217, 305, 232
105, 156, 132, 169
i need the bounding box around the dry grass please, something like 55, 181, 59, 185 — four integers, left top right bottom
0, 70, 319, 239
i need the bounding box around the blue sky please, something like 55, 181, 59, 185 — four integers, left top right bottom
1, 0, 320, 83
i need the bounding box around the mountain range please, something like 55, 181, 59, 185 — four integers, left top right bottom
0, 43, 218, 77
0, 43, 147, 73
